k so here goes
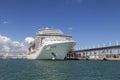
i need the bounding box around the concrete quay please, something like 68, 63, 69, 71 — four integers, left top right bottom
66, 45, 120, 61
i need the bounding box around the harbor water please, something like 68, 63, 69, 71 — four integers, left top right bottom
0, 59, 120, 80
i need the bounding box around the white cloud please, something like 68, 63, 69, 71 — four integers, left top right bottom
0, 35, 27, 55
65, 0, 83, 4
76, 0, 83, 3
68, 27, 73, 30
0, 35, 11, 43
25, 37, 34, 44
3, 21, 8, 24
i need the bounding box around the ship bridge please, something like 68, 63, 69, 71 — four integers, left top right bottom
36, 28, 72, 37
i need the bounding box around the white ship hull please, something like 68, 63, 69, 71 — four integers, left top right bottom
27, 41, 75, 60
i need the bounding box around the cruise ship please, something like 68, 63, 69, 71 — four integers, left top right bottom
27, 27, 76, 60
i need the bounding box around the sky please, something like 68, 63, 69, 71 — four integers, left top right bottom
0, 0, 120, 54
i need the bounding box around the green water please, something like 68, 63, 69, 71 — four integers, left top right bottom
0, 59, 120, 80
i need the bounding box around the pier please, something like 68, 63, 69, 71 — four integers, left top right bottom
0, 55, 26, 59
66, 45, 120, 60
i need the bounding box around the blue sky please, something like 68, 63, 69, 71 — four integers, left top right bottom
0, 0, 120, 49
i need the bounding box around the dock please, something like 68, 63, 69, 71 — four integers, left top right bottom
65, 45, 120, 60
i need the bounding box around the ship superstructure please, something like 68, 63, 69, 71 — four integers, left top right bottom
27, 27, 76, 60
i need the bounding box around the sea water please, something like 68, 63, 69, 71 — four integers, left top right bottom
0, 59, 120, 80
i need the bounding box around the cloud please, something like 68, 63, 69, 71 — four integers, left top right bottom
68, 27, 73, 30
25, 37, 34, 44
76, 0, 83, 3
3, 21, 8, 24
65, 0, 83, 4
0, 35, 11, 43
0, 35, 27, 55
